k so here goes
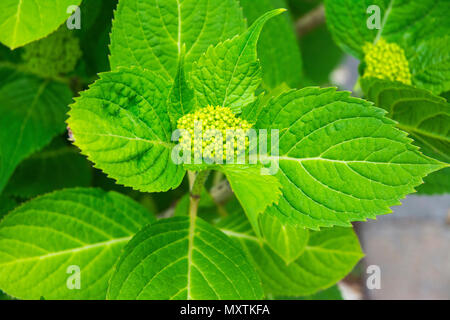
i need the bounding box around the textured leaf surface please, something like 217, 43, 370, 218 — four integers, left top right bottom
362, 78, 450, 194
108, 217, 263, 300
0, 67, 72, 194
409, 36, 450, 95
240, 0, 303, 89
218, 213, 363, 297
325, 0, 450, 59
361, 78, 450, 163
109, 0, 245, 79
259, 213, 308, 265
0, 195, 16, 219
167, 47, 195, 130
5, 138, 92, 198
256, 87, 445, 229
0, 188, 154, 300
67, 67, 186, 193
416, 168, 450, 195
324, 0, 389, 58
0, 0, 82, 49
222, 166, 282, 236
190, 9, 285, 112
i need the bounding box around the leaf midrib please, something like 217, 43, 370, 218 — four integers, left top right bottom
10, 0, 24, 49
0, 236, 132, 267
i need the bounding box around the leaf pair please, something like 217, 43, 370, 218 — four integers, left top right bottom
0, 188, 362, 299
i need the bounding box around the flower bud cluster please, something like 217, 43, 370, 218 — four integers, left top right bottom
363, 38, 412, 85
176, 105, 252, 162
22, 27, 82, 77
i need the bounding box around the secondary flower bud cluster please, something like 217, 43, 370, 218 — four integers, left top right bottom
176, 105, 252, 162
22, 27, 82, 77
363, 38, 412, 85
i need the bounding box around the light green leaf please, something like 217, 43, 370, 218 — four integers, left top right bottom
325, 0, 450, 59
222, 165, 282, 236
190, 9, 286, 113
167, 45, 195, 130
256, 87, 445, 229
259, 213, 309, 265
240, 0, 303, 89
0, 188, 155, 300
107, 216, 263, 300
67, 67, 186, 193
0, 67, 72, 194
5, 137, 92, 198
109, 0, 245, 79
0, 0, 82, 49
217, 213, 363, 297
409, 36, 450, 95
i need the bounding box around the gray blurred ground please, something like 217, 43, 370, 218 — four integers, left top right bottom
359, 195, 450, 300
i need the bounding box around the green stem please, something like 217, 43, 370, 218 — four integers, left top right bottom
188, 170, 209, 220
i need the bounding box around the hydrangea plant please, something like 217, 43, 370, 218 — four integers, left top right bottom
0, 0, 448, 301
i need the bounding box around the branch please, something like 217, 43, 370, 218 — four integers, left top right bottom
295, 4, 326, 37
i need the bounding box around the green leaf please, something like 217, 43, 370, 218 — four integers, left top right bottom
217, 213, 363, 297
259, 213, 309, 265
296, 285, 343, 300
325, 0, 450, 59
75, 0, 118, 77
240, 0, 303, 89
222, 166, 282, 236
0, 195, 17, 219
67, 67, 186, 193
416, 167, 450, 195
167, 46, 195, 130
276, 284, 343, 300
0, 188, 155, 300
409, 36, 450, 95
0, 67, 72, 194
324, 0, 390, 59
380, 0, 450, 46
4, 137, 92, 198
361, 78, 450, 194
109, 0, 245, 79
0, 0, 82, 49
361, 78, 450, 163
190, 9, 286, 113
256, 87, 445, 229
107, 216, 263, 300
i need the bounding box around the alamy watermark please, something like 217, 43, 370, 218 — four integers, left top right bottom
366, 265, 381, 289
66, 5, 81, 30
66, 265, 81, 290
366, 5, 381, 30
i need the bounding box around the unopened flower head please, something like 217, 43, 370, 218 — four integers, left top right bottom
22, 27, 82, 77
176, 105, 252, 162
363, 38, 412, 85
